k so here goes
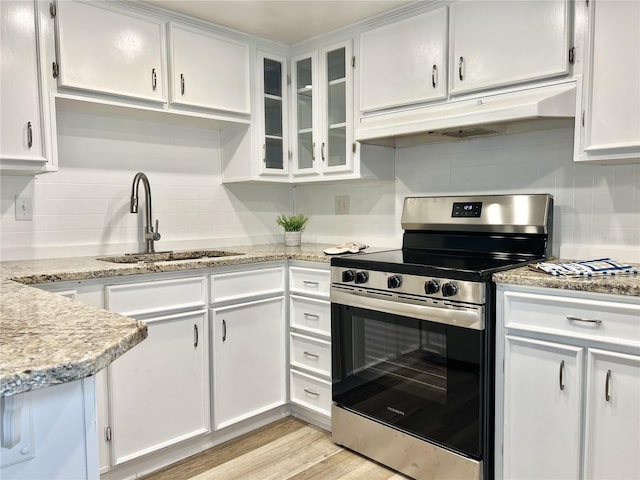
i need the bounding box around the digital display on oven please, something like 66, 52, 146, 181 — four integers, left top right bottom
452, 201, 482, 218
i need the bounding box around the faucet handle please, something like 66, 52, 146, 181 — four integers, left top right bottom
152, 219, 161, 241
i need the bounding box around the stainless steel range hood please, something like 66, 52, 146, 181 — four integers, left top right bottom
356, 81, 577, 148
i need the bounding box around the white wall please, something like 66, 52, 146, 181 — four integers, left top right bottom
297, 127, 640, 263
0, 110, 292, 261
1, 122, 639, 262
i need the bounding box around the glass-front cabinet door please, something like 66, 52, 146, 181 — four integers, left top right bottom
321, 42, 353, 174
292, 53, 318, 175
259, 52, 288, 176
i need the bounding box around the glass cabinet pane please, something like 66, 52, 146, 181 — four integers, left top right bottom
326, 47, 347, 169
328, 127, 346, 167
328, 81, 346, 126
264, 59, 282, 96
261, 55, 285, 172
265, 138, 283, 170
297, 58, 312, 89
327, 48, 346, 82
296, 56, 314, 172
265, 97, 282, 137
298, 131, 314, 169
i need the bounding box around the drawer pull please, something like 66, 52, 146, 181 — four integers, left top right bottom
567, 315, 602, 326
559, 360, 565, 391
303, 351, 319, 359
303, 312, 320, 319
304, 388, 320, 396
303, 280, 319, 287
222, 319, 227, 342
605, 369, 612, 402
193, 324, 199, 347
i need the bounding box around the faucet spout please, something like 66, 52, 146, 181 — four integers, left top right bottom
130, 172, 161, 253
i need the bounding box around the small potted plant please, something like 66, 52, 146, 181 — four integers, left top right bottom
276, 213, 308, 247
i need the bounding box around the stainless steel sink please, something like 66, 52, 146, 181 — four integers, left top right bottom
97, 250, 244, 263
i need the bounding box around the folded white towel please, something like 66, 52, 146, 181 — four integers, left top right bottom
530, 258, 640, 277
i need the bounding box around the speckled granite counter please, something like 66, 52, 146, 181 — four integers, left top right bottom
0, 243, 336, 397
493, 263, 640, 297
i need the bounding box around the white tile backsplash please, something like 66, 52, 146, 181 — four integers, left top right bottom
1, 119, 639, 262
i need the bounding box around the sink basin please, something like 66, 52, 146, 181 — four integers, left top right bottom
97, 250, 244, 264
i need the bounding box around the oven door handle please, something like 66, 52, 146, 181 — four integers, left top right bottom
331, 287, 484, 330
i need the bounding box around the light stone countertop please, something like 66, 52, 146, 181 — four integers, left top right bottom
493, 262, 640, 297
0, 243, 335, 397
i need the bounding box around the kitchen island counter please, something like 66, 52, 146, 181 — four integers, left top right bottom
0, 244, 336, 396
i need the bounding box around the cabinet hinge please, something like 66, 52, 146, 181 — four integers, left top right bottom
105, 426, 112, 442
352, 142, 357, 154
52, 62, 59, 78
351, 56, 356, 69
586, 0, 589, 6
288, 150, 293, 160
568, 46, 576, 65
49, 2, 56, 17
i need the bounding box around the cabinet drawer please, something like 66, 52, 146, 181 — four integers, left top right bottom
106, 276, 206, 317
210, 267, 284, 304
290, 332, 331, 377
290, 370, 332, 416
289, 267, 330, 298
290, 295, 331, 337
504, 291, 640, 347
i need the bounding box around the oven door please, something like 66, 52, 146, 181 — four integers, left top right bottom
331, 295, 485, 460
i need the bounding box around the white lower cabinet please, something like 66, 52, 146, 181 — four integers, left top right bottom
211, 296, 286, 429
104, 276, 209, 466
496, 285, 640, 480
288, 264, 332, 425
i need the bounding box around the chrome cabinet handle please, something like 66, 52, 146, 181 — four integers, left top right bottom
321, 142, 325, 162
605, 369, 611, 402
303, 351, 319, 359
303, 280, 319, 287
559, 360, 565, 391
193, 324, 199, 347
304, 388, 320, 396
180, 73, 185, 95
432, 64, 437, 88
567, 316, 602, 326
151, 68, 157, 91
27, 121, 33, 149
262, 143, 266, 164
222, 319, 227, 342
312, 142, 316, 161
303, 312, 319, 319
458, 56, 464, 81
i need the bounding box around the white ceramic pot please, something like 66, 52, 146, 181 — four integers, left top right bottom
284, 231, 301, 247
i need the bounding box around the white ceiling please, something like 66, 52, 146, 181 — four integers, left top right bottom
143, 0, 413, 44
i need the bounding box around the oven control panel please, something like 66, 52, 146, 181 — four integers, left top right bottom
331, 268, 486, 305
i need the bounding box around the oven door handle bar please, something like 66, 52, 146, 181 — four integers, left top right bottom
331, 286, 485, 330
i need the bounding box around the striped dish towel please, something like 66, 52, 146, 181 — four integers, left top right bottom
529, 258, 640, 277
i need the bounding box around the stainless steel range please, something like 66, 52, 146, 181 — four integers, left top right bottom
330, 194, 553, 480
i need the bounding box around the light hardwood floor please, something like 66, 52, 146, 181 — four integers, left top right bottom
140, 417, 407, 480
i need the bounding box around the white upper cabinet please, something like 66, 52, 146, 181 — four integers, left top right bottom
359, 7, 448, 113
169, 24, 250, 114
575, 0, 640, 164
0, 0, 50, 173
449, 0, 571, 95
54, 0, 166, 103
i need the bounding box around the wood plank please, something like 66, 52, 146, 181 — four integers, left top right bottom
288, 449, 407, 480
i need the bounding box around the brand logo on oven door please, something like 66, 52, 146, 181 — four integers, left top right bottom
387, 406, 405, 416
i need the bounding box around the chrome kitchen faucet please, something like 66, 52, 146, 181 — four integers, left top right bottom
130, 172, 161, 253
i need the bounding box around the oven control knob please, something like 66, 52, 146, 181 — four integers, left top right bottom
355, 271, 369, 284
424, 280, 440, 295
387, 275, 403, 289
341, 270, 355, 282
441, 282, 458, 297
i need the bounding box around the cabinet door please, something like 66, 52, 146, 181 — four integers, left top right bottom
291, 52, 320, 176
503, 336, 583, 479
584, 349, 640, 479
320, 41, 354, 174
360, 7, 447, 112
108, 310, 209, 465
169, 24, 250, 114
55, 0, 165, 102
258, 52, 289, 176
212, 297, 286, 430
0, 0, 46, 166
577, 0, 640, 163
449, 0, 570, 95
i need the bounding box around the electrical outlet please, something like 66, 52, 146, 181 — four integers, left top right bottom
15, 195, 33, 221
335, 195, 350, 215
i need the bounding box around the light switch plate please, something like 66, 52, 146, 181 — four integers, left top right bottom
335, 195, 350, 215
15, 195, 33, 221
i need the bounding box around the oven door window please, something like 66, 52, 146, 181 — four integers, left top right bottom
332, 304, 484, 459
